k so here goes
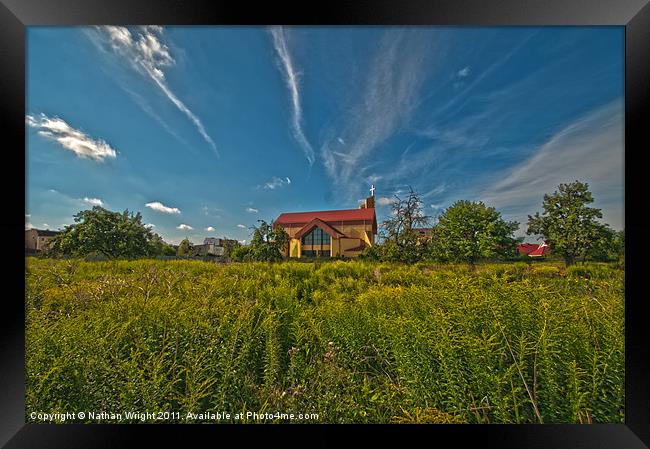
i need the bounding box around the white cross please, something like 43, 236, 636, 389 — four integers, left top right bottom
370, 184, 375, 196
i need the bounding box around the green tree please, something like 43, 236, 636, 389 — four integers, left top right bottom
229, 244, 250, 262
431, 200, 519, 264
379, 187, 430, 263
149, 233, 176, 256
177, 238, 191, 257
585, 227, 624, 262
47, 206, 157, 259
527, 181, 609, 266
247, 220, 288, 262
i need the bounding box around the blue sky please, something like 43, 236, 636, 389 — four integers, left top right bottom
26, 26, 624, 244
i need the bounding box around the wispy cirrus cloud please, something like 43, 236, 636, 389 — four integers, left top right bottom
246, 207, 259, 213
90, 26, 218, 156
320, 29, 435, 201
479, 99, 624, 231
269, 27, 315, 165
26, 113, 117, 162
146, 201, 181, 214
237, 224, 246, 229
260, 176, 291, 190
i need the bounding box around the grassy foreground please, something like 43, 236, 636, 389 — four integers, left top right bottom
25, 258, 624, 423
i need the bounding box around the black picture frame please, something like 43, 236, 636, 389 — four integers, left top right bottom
2, 0, 648, 447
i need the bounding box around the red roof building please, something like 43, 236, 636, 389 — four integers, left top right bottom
517, 242, 551, 257
274, 196, 377, 258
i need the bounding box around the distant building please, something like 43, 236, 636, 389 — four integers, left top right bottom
189, 237, 238, 256
517, 242, 551, 257
274, 193, 377, 258
25, 229, 60, 254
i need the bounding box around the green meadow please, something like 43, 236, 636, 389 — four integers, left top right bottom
25, 258, 624, 423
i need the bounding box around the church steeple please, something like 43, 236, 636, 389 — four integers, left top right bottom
360, 185, 375, 209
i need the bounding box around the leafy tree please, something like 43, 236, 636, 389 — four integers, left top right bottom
527, 181, 610, 266
247, 220, 288, 262
430, 200, 519, 264
379, 187, 431, 263
229, 244, 250, 262
585, 227, 624, 262
47, 206, 157, 259
149, 233, 176, 256
177, 238, 191, 257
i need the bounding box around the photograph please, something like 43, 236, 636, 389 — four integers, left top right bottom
23, 25, 627, 426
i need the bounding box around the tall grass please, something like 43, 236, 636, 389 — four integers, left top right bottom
25, 258, 624, 423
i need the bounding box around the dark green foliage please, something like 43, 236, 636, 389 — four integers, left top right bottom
527, 181, 614, 266
247, 220, 288, 262
47, 206, 162, 259
26, 259, 624, 424
429, 200, 519, 264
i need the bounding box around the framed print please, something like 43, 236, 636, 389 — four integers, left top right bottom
1, 0, 649, 447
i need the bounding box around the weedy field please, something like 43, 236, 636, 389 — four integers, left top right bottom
25, 258, 624, 423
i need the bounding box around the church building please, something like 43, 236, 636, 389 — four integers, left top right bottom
274, 187, 378, 258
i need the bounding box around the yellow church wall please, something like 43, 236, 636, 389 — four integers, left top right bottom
277, 220, 375, 259
289, 239, 301, 258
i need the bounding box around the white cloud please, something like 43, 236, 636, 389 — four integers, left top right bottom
177, 224, 193, 230
205, 226, 215, 232
320, 29, 434, 200
81, 197, 104, 207
261, 176, 292, 190
480, 100, 624, 231
246, 207, 259, 213
269, 27, 315, 165
25, 222, 34, 230
457, 66, 470, 77
93, 26, 218, 156
377, 196, 397, 206
43, 223, 50, 228
25, 214, 31, 218
144, 223, 156, 229
48, 189, 58, 193
145, 201, 181, 214
238, 239, 247, 244
237, 224, 246, 229
26, 113, 117, 162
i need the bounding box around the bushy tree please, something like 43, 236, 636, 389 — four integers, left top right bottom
247, 220, 288, 262
527, 181, 610, 266
429, 200, 519, 264
47, 206, 158, 259
177, 238, 191, 257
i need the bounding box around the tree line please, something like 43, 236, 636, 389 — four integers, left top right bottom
363, 180, 624, 267
43, 180, 623, 267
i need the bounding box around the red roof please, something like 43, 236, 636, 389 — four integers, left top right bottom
517, 243, 540, 255
275, 208, 376, 226
529, 243, 551, 257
